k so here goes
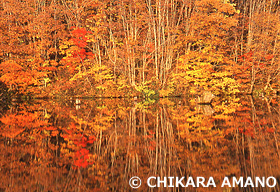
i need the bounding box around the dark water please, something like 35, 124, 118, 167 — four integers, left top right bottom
0, 96, 279, 192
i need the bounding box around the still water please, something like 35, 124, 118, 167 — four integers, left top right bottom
0, 96, 279, 191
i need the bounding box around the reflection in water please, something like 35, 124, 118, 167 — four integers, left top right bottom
0, 97, 279, 191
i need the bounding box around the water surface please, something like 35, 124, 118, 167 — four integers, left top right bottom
0, 96, 279, 191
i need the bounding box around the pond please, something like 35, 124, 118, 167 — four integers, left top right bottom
0, 96, 279, 191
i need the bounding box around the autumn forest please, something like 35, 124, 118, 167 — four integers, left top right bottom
1, 0, 280, 98
1, 0, 280, 191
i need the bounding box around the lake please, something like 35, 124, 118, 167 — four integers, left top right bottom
0, 96, 279, 191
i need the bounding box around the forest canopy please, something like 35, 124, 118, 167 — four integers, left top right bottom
0, 0, 279, 98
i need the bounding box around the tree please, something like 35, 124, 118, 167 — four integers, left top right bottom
170, 0, 239, 96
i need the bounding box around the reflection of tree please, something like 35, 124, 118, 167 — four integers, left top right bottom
88, 100, 182, 191
0, 98, 279, 191
230, 96, 280, 192
170, 97, 280, 191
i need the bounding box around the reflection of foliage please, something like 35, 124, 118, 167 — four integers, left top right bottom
0, 111, 48, 138
0, 97, 279, 191
74, 148, 92, 168
135, 98, 156, 110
